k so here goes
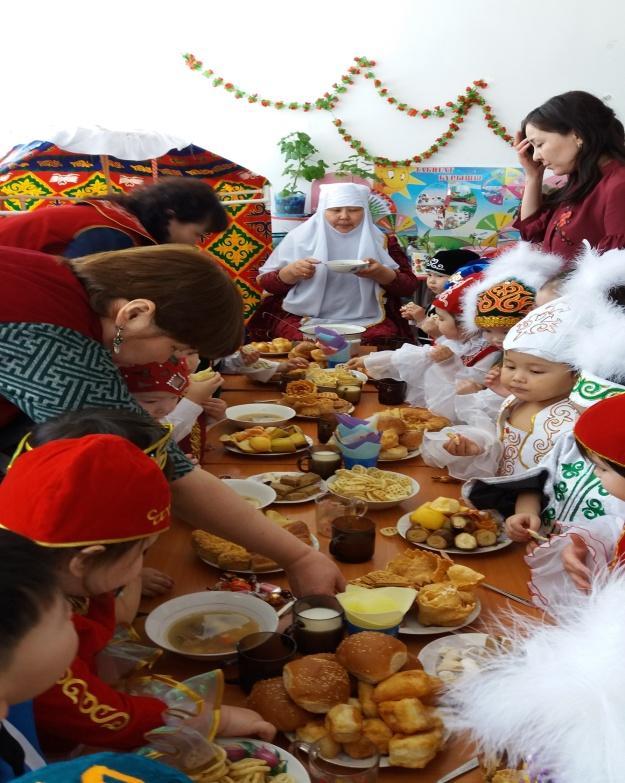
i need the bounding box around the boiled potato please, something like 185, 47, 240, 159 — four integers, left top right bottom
249, 436, 272, 452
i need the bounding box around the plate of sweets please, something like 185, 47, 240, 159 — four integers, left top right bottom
248, 471, 327, 504
368, 407, 450, 462
396, 496, 512, 555
280, 379, 354, 419
349, 550, 485, 634
247, 338, 294, 357
191, 508, 319, 574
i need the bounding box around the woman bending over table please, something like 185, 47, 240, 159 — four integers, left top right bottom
515, 90, 625, 260
0, 243, 344, 597
248, 183, 417, 345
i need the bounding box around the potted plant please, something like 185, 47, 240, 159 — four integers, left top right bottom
331, 154, 382, 185
275, 131, 328, 217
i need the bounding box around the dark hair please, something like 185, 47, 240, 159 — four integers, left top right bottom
112, 178, 228, 241
0, 530, 61, 669
68, 244, 244, 358
31, 409, 174, 480
522, 91, 625, 206
576, 439, 625, 479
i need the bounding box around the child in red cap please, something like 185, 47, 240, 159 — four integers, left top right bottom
0, 435, 274, 753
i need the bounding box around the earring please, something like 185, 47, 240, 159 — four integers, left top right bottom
112, 326, 124, 354
576, 139, 583, 149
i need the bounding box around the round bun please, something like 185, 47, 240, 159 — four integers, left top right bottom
283, 654, 351, 713
336, 631, 408, 684
247, 677, 314, 732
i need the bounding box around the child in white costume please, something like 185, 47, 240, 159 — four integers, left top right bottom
463, 246, 625, 562
422, 298, 578, 480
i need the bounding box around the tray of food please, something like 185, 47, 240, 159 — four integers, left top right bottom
281, 379, 354, 418
326, 465, 420, 510
192, 509, 318, 574
396, 496, 511, 554
248, 471, 326, 503
220, 424, 312, 455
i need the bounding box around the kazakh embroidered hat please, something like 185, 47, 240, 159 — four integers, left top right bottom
0, 435, 171, 547
432, 272, 483, 318
424, 248, 482, 276
574, 394, 625, 467
502, 298, 575, 363
474, 278, 536, 329
121, 358, 190, 396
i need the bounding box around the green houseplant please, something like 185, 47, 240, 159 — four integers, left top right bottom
331, 154, 382, 185
275, 131, 328, 216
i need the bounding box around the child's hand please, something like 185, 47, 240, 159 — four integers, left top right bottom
443, 433, 483, 457
186, 372, 224, 405
346, 357, 366, 372
505, 512, 541, 542
455, 380, 483, 395
400, 302, 425, 323
218, 705, 276, 742
562, 533, 592, 591
240, 349, 261, 366
420, 315, 441, 338
202, 398, 227, 421
185, 453, 200, 465
279, 357, 309, 373
484, 366, 510, 397
140, 567, 174, 598
431, 345, 454, 363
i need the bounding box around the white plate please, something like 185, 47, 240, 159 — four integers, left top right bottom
248, 471, 327, 504
300, 323, 367, 337
221, 478, 276, 510
145, 591, 278, 660
226, 403, 296, 429
285, 733, 390, 769
418, 632, 488, 675
224, 435, 314, 457
326, 471, 420, 510
198, 534, 320, 575
396, 513, 513, 555
219, 738, 310, 783
364, 414, 421, 462
324, 259, 369, 273
399, 599, 481, 635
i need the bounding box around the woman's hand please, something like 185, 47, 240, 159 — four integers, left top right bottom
515, 130, 545, 180
505, 512, 541, 542
218, 705, 276, 742
278, 258, 318, 285
562, 534, 592, 591
443, 433, 483, 457
356, 258, 397, 285
284, 548, 346, 596
401, 302, 426, 323
430, 345, 454, 363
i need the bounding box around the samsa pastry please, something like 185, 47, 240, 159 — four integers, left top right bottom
417, 582, 477, 627
387, 727, 445, 769
446, 564, 485, 591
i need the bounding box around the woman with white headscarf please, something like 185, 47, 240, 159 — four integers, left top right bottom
248, 183, 417, 345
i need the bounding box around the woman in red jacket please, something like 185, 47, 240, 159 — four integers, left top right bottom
514, 90, 625, 260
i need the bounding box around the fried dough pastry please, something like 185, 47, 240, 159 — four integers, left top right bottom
388, 727, 445, 769
378, 698, 442, 734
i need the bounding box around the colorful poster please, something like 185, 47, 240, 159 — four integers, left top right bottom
373, 165, 524, 256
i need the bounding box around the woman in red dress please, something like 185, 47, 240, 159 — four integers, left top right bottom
514, 90, 625, 260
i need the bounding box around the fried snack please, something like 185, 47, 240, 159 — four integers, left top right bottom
378, 698, 442, 734
289, 341, 317, 360
306, 366, 363, 388
358, 681, 378, 718
220, 424, 307, 454
398, 430, 423, 450
417, 582, 477, 627
447, 564, 486, 590
380, 429, 399, 450
286, 379, 316, 396
376, 413, 407, 434
329, 466, 413, 503
361, 717, 393, 755
388, 727, 445, 769
349, 570, 414, 589
295, 721, 341, 758
387, 549, 451, 586
324, 703, 363, 743
249, 338, 292, 353
372, 670, 442, 705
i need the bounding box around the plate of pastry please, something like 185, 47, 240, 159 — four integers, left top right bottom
399, 598, 481, 635
247, 338, 294, 357
366, 408, 450, 462
396, 496, 511, 555
281, 379, 355, 419
220, 424, 313, 456
192, 509, 319, 574
248, 471, 327, 504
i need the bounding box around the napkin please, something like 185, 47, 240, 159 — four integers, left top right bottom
337, 585, 417, 630
334, 413, 381, 467
314, 326, 351, 366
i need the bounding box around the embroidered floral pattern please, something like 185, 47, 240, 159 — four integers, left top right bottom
582, 498, 606, 520
561, 461, 585, 479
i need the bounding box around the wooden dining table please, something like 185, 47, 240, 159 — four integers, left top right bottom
141, 371, 540, 783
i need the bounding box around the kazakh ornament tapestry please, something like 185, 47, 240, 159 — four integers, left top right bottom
0, 142, 271, 320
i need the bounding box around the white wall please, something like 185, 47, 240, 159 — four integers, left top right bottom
2, 0, 624, 199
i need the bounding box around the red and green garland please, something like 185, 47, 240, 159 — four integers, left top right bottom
182, 54, 514, 166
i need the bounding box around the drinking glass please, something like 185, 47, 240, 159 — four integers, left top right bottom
236, 632, 297, 694
292, 738, 379, 783
314, 493, 367, 538
329, 516, 376, 563
297, 445, 342, 480
292, 595, 345, 654
377, 378, 407, 405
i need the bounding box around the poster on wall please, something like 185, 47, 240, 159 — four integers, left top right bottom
372, 165, 524, 270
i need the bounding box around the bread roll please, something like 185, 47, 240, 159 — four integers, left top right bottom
324, 703, 363, 743
283, 654, 350, 713
372, 670, 442, 704
247, 677, 313, 732
387, 728, 444, 769
336, 632, 408, 684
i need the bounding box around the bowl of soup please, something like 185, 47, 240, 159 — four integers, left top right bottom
226, 403, 296, 429
145, 591, 279, 660
221, 478, 276, 510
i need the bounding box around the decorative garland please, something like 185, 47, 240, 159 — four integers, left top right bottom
183, 54, 514, 166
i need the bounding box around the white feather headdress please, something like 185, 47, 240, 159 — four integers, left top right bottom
442, 572, 625, 783
459, 242, 566, 335
559, 245, 625, 382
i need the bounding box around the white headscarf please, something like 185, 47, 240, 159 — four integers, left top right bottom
260, 183, 398, 326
